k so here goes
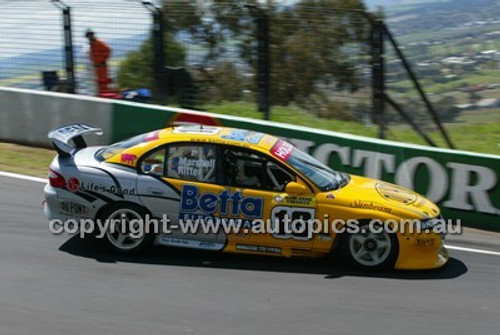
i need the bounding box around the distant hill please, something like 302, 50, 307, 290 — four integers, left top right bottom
0, 33, 148, 75
383, 0, 500, 35
364, 0, 441, 9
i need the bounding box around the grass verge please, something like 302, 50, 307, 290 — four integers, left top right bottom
0, 143, 55, 178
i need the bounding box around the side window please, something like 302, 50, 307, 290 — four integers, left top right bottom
223, 148, 294, 191
140, 148, 166, 176
166, 144, 217, 183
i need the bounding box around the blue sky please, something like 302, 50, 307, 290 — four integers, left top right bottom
0, 0, 151, 59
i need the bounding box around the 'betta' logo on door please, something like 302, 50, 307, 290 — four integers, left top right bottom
180, 185, 263, 218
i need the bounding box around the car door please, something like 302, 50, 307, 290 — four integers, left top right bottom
136, 142, 226, 250
219, 145, 317, 257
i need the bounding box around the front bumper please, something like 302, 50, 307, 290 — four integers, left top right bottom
394, 231, 449, 270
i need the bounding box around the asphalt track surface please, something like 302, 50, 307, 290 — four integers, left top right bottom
1, 175, 499, 335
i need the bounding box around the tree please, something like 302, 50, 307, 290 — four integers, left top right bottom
117, 33, 186, 90
196, 61, 246, 103
434, 95, 459, 122
120, 0, 369, 109
267, 0, 369, 105
200, 0, 370, 106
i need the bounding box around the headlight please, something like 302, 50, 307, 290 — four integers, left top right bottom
420, 216, 446, 240
420, 218, 441, 230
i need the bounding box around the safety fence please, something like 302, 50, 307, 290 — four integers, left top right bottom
0, 1, 376, 123
0, 0, 149, 95
3, 1, 496, 154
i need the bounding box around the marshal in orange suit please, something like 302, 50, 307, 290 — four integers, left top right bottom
85, 29, 111, 93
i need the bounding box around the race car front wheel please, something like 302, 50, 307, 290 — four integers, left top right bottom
100, 204, 155, 254
340, 223, 398, 271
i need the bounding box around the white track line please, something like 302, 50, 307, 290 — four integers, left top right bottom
0, 171, 47, 183
445, 245, 500, 256
1, 171, 500, 256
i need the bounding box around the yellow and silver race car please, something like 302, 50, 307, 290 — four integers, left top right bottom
44, 123, 449, 271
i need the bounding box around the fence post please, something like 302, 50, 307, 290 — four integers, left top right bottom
52, 0, 76, 93
143, 2, 166, 104
371, 20, 385, 139
254, 9, 271, 120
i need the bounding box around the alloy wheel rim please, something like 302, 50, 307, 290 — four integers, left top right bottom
105, 209, 145, 250
349, 231, 391, 267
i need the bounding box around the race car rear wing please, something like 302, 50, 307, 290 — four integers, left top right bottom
48, 123, 103, 157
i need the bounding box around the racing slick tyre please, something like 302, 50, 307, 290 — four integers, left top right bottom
99, 203, 155, 255
340, 222, 399, 271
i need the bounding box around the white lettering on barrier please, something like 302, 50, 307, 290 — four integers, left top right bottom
352, 149, 395, 179
312, 143, 351, 166
444, 163, 498, 215
395, 156, 449, 203
290, 139, 314, 154
287, 138, 499, 215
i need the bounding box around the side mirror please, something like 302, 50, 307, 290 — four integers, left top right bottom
285, 181, 308, 195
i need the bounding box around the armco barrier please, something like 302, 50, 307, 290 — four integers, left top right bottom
111, 101, 500, 231
0, 88, 498, 231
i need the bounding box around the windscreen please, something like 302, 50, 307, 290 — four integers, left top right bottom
270, 139, 349, 191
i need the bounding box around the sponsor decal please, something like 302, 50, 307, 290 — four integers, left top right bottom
145, 131, 160, 142
159, 236, 225, 251
375, 182, 418, 205
261, 135, 278, 147
55, 123, 92, 135
317, 234, 333, 241
270, 140, 294, 161
67, 177, 80, 193
180, 184, 263, 219
120, 153, 137, 164
172, 157, 215, 177
236, 244, 282, 254
79, 181, 135, 195
350, 200, 393, 214
59, 201, 88, 215
283, 195, 315, 207
221, 129, 264, 144
415, 238, 435, 247
248, 132, 264, 144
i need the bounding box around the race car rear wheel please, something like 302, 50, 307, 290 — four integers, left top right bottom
100, 204, 155, 254
340, 223, 398, 271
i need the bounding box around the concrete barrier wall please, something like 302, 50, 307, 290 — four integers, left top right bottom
1, 88, 498, 230
0, 88, 112, 147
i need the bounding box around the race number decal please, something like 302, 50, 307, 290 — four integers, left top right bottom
270, 206, 315, 241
